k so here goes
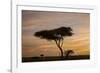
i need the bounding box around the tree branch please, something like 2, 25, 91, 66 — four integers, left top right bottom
61, 39, 63, 48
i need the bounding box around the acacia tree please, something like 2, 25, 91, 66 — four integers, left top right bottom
34, 27, 73, 58
64, 50, 74, 57
40, 54, 44, 57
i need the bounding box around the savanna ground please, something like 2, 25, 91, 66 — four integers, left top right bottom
22, 55, 90, 62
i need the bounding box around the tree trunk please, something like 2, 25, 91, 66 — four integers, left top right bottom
54, 40, 63, 58
57, 44, 63, 58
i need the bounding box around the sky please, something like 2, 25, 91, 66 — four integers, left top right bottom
22, 10, 90, 57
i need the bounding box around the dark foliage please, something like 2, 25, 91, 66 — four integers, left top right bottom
34, 27, 73, 40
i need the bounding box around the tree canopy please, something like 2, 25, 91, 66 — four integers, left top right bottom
34, 27, 73, 40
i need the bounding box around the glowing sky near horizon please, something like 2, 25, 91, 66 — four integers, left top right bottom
22, 10, 90, 57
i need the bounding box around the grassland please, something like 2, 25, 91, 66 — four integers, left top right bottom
22, 55, 90, 62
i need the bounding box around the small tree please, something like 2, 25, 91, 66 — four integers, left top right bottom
64, 50, 74, 58
40, 54, 44, 57
34, 27, 73, 58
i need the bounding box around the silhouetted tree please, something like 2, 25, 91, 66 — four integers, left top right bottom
64, 50, 74, 58
40, 54, 44, 57
34, 27, 73, 58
